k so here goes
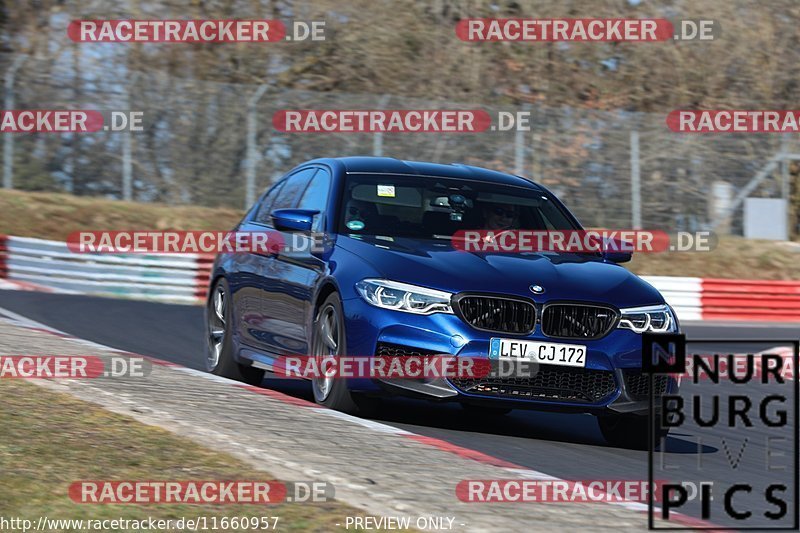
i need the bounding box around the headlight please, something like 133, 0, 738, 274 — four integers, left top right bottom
617, 304, 677, 333
355, 279, 454, 315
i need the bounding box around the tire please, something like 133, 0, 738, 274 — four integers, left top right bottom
596, 413, 669, 450
206, 278, 264, 386
461, 404, 512, 416
311, 292, 377, 416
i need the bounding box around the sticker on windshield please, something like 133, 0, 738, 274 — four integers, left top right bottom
346, 220, 365, 231
377, 185, 395, 197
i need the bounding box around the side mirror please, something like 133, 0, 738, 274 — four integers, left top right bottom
271, 208, 320, 232
602, 237, 633, 263
603, 250, 632, 264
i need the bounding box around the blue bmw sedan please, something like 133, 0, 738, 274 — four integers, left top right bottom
206, 157, 679, 448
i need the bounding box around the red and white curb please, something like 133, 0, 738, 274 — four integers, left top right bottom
0, 277, 71, 293
0, 305, 725, 530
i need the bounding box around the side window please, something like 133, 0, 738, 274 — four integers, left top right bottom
254, 181, 285, 225
297, 169, 331, 231
272, 168, 317, 211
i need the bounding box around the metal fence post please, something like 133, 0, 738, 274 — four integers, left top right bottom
630, 129, 641, 229
514, 124, 524, 175
122, 125, 132, 200
121, 72, 139, 201
3, 55, 26, 189
245, 84, 269, 209
373, 95, 391, 157
514, 105, 532, 175
781, 137, 791, 239
781, 136, 789, 201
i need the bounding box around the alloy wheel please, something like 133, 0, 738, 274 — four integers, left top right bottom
207, 284, 226, 370
312, 304, 340, 402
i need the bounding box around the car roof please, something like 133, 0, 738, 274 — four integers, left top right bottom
307, 156, 542, 190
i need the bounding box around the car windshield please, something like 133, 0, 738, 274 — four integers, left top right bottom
338, 173, 578, 239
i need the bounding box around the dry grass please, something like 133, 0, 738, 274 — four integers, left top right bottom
0, 379, 391, 532
0, 189, 242, 240
627, 236, 800, 280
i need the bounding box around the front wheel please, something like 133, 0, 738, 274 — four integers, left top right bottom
311, 293, 378, 416
596, 413, 669, 450
206, 278, 264, 386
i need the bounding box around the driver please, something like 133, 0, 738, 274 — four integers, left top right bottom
482, 202, 519, 231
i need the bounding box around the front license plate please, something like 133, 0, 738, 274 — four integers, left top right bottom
489, 338, 587, 368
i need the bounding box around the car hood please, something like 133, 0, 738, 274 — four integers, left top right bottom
336, 235, 664, 308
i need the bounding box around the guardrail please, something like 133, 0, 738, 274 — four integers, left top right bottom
0, 235, 797, 321
0, 234, 212, 304
640, 276, 703, 321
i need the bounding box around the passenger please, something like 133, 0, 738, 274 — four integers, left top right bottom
344, 198, 378, 228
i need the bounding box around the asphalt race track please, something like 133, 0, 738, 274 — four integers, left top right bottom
2, 290, 797, 528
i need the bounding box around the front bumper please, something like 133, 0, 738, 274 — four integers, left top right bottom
341, 296, 678, 414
